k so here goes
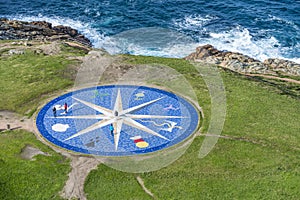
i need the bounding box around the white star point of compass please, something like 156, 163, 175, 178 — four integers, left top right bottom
59, 89, 184, 150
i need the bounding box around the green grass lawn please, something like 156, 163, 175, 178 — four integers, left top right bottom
0, 130, 70, 200
122, 55, 212, 132
0, 46, 83, 116
221, 70, 300, 149
140, 137, 300, 199
0, 45, 299, 199
84, 55, 300, 199
84, 165, 152, 200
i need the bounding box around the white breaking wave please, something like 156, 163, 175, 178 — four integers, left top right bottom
263, 15, 300, 31
4, 14, 300, 63
198, 26, 300, 63
173, 14, 300, 63
173, 14, 218, 31
5, 15, 197, 57
202, 26, 281, 61
107, 42, 199, 58
6, 14, 110, 49
104, 27, 198, 58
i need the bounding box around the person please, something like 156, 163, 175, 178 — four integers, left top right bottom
110, 124, 114, 136
64, 103, 68, 113
53, 106, 56, 117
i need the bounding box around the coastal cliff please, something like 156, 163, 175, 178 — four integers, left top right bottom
185, 44, 300, 76
0, 18, 91, 47
1, 18, 299, 77
0, 19, 300, 200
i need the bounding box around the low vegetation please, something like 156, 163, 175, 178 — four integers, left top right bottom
0, 42, 299, 199
0, 130, 70, 200
0, 43, 85, 116
85, 165, 152, 200
85, 55, 300, 199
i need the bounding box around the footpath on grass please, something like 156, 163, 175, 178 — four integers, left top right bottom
1, 18, 299, 199
244, 73, 300, 84
0, 110, 100, 200
3, 107, 295, 200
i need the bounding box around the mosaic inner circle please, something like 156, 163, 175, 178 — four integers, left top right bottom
36, 85, 199, 156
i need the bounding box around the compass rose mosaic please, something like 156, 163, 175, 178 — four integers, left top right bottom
36, 85, 199, 156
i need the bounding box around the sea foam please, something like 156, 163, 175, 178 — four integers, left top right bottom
4, 14, 300, 63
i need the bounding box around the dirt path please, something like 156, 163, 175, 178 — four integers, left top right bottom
0, 111, 35, 133
1, 110, 281, 200
197, 133, 267, 147
245, 73, 300, 84
136, 176, 155, 199
0, 111, 101, 200
60, 156, 101, 200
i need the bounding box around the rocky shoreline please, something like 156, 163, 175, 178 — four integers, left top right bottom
0, 18, 92, 47
1, 18, 299, 76
185, 44, 300, 76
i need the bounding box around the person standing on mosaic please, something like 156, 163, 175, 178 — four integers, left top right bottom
64, 103, 68, 113
110, 124, 114, 136
52, 106, 56, 117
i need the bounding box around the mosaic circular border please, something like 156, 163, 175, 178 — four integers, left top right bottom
36, 85, 199, 156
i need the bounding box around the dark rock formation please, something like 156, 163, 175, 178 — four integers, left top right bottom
185, 44, 300, 76
0, 18, 92, 47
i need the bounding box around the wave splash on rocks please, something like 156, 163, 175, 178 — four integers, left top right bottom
1, 18, 299, 77
0, 18, 92, 47
185, 44, 300, 76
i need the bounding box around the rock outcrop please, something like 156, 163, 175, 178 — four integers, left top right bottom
185, 44, 300, 76
0, 18, 92, 47
263, 58, 300, 76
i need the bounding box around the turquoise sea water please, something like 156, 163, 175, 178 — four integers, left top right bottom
1, 0, 299, 62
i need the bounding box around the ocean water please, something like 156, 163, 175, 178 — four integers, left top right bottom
1, 0, 299, 62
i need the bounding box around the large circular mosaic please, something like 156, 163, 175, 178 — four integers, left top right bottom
36, 85, 199, 156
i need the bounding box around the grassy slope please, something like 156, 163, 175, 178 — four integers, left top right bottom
140, 67, 300, 199
0, 44, 299, 199
0, 130, 70, 200
0, 45, 82, 116
121, 55, 212, 131
84, 165, 152, 200
222, 71, 300, 149
141, 137, 300, 199
85, 55, 299, 199
0, 42, 83, 200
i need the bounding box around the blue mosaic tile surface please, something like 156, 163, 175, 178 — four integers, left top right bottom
36, 85, 199, 156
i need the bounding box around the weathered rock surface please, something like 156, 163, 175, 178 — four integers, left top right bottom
0, 18, 92, 47
2, 18, 299, 76
264, 58, 300, 76
185, 44, 300, 76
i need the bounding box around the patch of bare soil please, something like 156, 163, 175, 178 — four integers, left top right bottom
20, 144, 49, 160
0, 110, 101, 200
38, 41, 61, 55
0, 111, 35, 133
64, 41, 91, 53
60, 156, 101, 200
